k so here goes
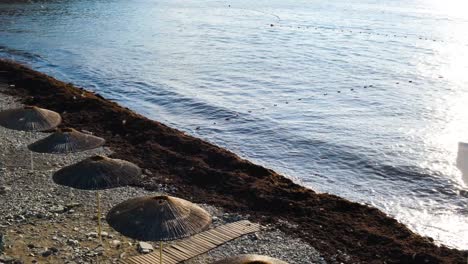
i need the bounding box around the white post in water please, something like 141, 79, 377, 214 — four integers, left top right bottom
456, 142, 468, 185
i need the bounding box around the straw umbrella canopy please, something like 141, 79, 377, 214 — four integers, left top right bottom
53, 155, 142, 241
53, 155, 141, 190
211, 254, 288, 264
107, 195, 212, 263
0, 106, 62, 170
0, 106, 61, 132
28, 127, 105, 154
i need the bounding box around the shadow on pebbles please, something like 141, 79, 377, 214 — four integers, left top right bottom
0, 92, 325, 263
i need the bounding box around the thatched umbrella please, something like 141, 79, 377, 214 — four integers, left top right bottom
211, 254, 288, 264
0, 106, 61, 169
28, 127, 105, 154
53, 155, 142, 240
0, 106, 61, 131
107, 195, 212, 263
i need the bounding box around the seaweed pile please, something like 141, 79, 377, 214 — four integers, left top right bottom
1, 60, 466, 263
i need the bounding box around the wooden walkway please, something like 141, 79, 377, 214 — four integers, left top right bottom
121, 220, 260, 264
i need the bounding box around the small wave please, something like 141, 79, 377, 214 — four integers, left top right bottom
0, 44, 43, 61
118, 80, 245, 121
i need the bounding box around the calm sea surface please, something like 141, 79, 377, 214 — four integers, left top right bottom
1, 0, 468, 249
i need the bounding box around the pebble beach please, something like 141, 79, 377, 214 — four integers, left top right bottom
0, 82, 325, 263
0, 61, 466, 263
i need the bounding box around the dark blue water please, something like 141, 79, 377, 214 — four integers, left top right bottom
1, 0, 468, 248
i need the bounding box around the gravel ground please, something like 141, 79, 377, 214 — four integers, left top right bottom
0, 88, 326, 263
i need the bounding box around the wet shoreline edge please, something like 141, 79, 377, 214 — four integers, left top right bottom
0, 59, 466, 263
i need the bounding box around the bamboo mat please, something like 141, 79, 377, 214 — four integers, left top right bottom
121, 220, 260, 264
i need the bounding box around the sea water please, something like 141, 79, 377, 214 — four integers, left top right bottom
1, 0, 468, 249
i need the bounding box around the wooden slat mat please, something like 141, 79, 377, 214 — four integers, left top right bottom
121, 220, 260, 264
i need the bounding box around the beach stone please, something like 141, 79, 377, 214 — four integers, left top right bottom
14, 215, 25, 222
66, 239, 80, 247
35, 213, 46, 219
137, 242, 153, 254
94, 245, 105, 255
86, 232, 98, 238
65, 203, 81, 210
0, 186, 11, 195
41, 250, 52, 257
0, 255, 15, 263
0, 233, 4, 254
49, 205, 65, 213
109, 240, 121, 248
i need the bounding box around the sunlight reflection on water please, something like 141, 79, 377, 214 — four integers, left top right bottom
457, 143, 468, 186
1, 0, 468, 249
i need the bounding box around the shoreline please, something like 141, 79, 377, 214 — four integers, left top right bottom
0, 59, 466, 263
0, 70, 322, 263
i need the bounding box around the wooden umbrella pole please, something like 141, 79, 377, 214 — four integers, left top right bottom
160, 241, 163, 264
30, 151, 34, 171
96, 191, 102, 242
29, 131, 34, 171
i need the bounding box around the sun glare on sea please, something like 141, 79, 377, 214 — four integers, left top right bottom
417, 0, 468, 187
426, 0, 468, 19
432, 59, 468, 185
